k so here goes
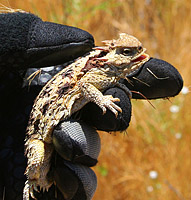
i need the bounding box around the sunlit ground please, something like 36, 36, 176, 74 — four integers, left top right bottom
1, 0, 191, 199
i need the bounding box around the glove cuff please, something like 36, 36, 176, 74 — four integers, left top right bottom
0, 12, 38, 54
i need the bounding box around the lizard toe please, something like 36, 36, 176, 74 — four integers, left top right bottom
101, 95, 122, 117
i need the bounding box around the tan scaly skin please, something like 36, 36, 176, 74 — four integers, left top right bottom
23, 33, 150, 200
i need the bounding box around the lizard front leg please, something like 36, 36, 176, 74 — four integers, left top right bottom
78, 80, 122, 117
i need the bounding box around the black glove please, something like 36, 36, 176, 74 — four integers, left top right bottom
0, 12, 183, 200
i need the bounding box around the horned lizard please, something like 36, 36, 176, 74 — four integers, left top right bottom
23, 33, 150, 199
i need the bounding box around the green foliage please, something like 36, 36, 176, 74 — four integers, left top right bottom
97, 165, 108, 177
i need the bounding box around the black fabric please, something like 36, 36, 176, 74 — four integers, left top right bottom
0, 12, 38, 53
53, 126, 74, 161
53, 120, 99, 167
26, 20, 94, 68
54, 159, 87, 200
53, 126, 98, 167
80, 87, 132, 131
0, 140, 26, 200
0, 12, 94, 70
28, 21, 94, 48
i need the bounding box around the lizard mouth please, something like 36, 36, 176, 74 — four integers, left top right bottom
132, 53, 148, 63
125, 53, 150, 77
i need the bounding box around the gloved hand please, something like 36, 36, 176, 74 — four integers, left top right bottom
52, 57, 183, 200
0, 11, 183, 200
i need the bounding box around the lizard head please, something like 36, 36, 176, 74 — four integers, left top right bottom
95, 33, 150, 78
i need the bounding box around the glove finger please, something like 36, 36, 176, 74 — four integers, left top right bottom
54, 158, 97, 200
26, 19, 94, 68
0, 12, 94, 70
123, 58, 183, 99
53, 120, 101, 167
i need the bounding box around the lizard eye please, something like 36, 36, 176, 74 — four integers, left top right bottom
122, 48, 132, 56
138, 46, 143, 51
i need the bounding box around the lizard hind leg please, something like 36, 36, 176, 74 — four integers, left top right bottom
24, 139, 54, 199
23, 180, 38, 200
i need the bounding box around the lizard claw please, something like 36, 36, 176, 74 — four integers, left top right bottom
41, 185, 49, 193
23, 180, 39, 200
100, 95, 122, 117
30, 181, 38, 199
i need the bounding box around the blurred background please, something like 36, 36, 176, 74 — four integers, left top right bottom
0, 0, 191, 199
